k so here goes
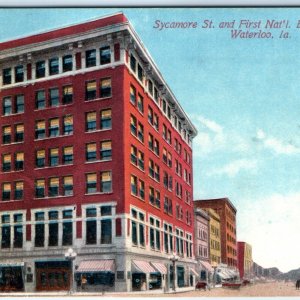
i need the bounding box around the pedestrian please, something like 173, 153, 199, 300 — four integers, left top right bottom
296, 279, 300, 290
81, 275, 87, 290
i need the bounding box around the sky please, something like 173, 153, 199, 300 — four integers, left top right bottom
0, 8, 299, 273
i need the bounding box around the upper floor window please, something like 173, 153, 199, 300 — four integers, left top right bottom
100, 171, 112, 193
35, 90, 45, 109
62, 86, 73, 104
35, 120, 46, 139
86, 49, 96, 68
2, 183, 11, 201
2, 126, 11, 144
36, 61, 45, 78
49, 118, 59, 137
100, 78, 112, 98
100, 46, 111, 65
49, 88, 59, 107
49, 57, 59, 75
63, 115, 73, 135
138, 64, 143, 82
100, 141, 112, 161
15, 95, 24, 113
63, 55, 73, 72
86, 112, 96, 131
130, 54, 136, 72
86, 81, 96, 100
137, 94, 144, 113
130, 85, 136, 105
2, 68, 11, 85
3, 97, 12, 116
86, 143, 97, 161
100, 109, 112, 130
15, 65, 24, 82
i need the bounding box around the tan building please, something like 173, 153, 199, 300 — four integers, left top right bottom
207, 208, 221, 266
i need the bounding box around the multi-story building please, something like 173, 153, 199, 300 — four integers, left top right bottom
194, 198, 237, 268
0, 13, 197, 293
194, 208, 211, 281
237, 241, 253, 280
206, 208, 221, 266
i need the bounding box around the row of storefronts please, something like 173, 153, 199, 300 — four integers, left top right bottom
0, 256, 198, 293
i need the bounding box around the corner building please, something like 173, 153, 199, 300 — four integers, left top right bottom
0, 13, 197, 292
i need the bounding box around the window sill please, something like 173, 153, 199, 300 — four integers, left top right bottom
0, 199, 23, 204
34, 195, 74, 200
85, 191, 113, 196
130, 193, 145, 202
85, 159, 112, 164
33, 103, 73, 112
34, 164, 74, 170
1, 112, 24, 118
34, 134, 73, 142
86, 128, 112, 134
85, 96, 112, 102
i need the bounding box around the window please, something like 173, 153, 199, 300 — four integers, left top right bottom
63, 115, 73, 135
130, 145, 137, 165
63, 176, 73, 196
149, 159, 154, 178
36, 150, 45, 168
49, 148, 59, 166
49, 118, 59, 137
2, 183, 11, 201
154, 87, 159, 103
36, 61, 45, 78
155, 190, 161, 208
163, 148, 167, 164
154, 139, 159, 156
101, 219, 112, 244
62, 221, 73, 246
14, 214, 23, 248
138, 150, 144, 170
15, 152, 24, 170
1, 219, 11, 248
100, 46, 111, 65
139, 180, 145, 200
130, 115, 137, 136
100, 78, 112, 98
100, 109, 112, 129
63, 55, 73, 72
86, 49, 96, 67
137, 94, 144, 113
86, 173, 97, 194
148, 134, 154, 151
164, 197, 173, 215
49, 211, 58, 247
154, 164, 160, 181
148, 80, 153, 95
167, 152, 172, 168
35, 90, 45, 109
2, 126, 11, 144
130, 85, 136, 105
35, 179, 45, 198
49, 177, 59, 197
2, 154, 11, 172
138, 64, 143, 82
100, 141, 112, 160
131, 175, 138, 196
49, 88, 59, 107
86, 81, 96, 100
86, 143, 97, 161
63, 146, 73, 164
149, 186, 154, 205
153, 114, 159, 131
86, 214, 97, 245
62, 86, 73, 104
49, 57, 59, 75
86, 112, 96, 131
130, 54, 136, 72
15, 95, 24, 113
101, 206, 112, 216
35, 120, 45, 139
100, 171, 112, 193
132, 219, 137, 245
35, 213, 45, 247
14, 65, 24, 83
3, 97, 12, 115
3, 68, 11, 85
137, 123, 144, 142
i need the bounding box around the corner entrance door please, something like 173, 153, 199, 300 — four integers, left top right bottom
35, 261, 71, 291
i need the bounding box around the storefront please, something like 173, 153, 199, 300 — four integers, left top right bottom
0, 262, 24, 292
35, 261, 71, 291
75, 259, 115, 292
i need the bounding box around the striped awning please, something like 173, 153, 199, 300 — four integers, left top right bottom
201, 261, 213, 273
76, 260, 115, 273
190, 268, 199, 276
151, 262, 167, 274
132, 260, 156, 273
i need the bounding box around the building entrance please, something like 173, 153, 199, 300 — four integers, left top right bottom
35, 261, 71, 291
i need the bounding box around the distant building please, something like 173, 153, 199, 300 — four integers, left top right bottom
194, 208, 212, 281
194, 198, 237, 268
207, 208, 221, 266
237, 241, 253, 280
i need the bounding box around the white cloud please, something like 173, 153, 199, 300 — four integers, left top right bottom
196, 115, 223, 134
238, 192, 300, 273
209, 158, 258, 177
255, 129, 300, 155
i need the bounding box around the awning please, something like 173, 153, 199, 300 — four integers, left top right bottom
76, 260, 115, 273
217, 270, 231, 280
0, 262, 24, 267
151, 262, 167, 274
132, 260, 156, 273
190, 268, 199, 276
200, 261, 213, 273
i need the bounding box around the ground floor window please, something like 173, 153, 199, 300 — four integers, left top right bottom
149, 273, 162, 290
177, 266, 185, 287
76, 272, 114, 287
132, 273, 146, 291
0, 266, 24, 291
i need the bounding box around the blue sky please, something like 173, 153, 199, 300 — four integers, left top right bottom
0, 8, 299, 273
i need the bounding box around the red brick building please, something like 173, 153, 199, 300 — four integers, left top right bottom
237, 241, 253, 280
194, 198, 237, 268
0, 13, 197, 292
